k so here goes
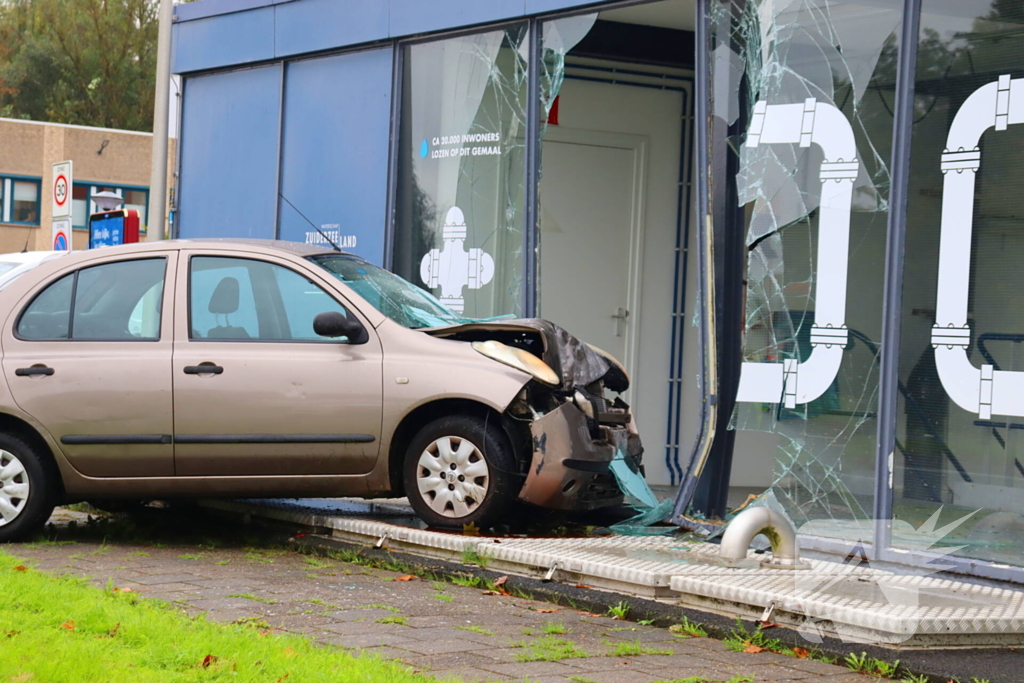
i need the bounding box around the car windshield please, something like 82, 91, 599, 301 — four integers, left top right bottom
309, 254, 470, 329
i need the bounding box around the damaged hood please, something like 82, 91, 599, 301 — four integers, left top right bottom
423, 318, 628, 392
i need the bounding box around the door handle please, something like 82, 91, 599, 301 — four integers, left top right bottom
15, 365, 54, 377
611, 307, 630, 337
183, 364, 223, 375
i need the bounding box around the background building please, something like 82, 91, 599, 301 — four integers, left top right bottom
0, 117, 176, 251
170, 0, 1024, 584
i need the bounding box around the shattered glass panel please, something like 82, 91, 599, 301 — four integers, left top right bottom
393, 26, 529, 318
895, 1, 1024, 566
717, 0, 903, 537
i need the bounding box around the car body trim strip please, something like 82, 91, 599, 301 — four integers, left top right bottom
172, 434, 376, 444
61, 435, 173, 445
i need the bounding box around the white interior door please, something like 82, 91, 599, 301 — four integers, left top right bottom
539, 128, 647, 377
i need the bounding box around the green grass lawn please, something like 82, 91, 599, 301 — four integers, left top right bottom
0, 552, 432, 682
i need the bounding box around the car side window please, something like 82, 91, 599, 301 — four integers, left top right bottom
190, 256, 352, 342
17, 273, 73, 340
17, 258, 166, 341
73, 260, 166, 340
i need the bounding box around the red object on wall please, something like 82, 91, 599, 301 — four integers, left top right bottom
547, 95, 560, 125
123, 209, 141, 244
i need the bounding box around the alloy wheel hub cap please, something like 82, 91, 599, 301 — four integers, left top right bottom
0, 450, 30, 528
416, 436, 489, 519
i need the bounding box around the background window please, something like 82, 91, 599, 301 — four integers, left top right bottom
190, 257, 351, 342
12, 180, 39, 224
393, 26, 528, 319
895, 0, 1024, 566
72, 185, 89, 229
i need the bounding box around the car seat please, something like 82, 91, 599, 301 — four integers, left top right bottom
206, 277, 251, 339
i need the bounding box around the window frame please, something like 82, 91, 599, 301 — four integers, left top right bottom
185, 253, 362, 345
13, 257, 169, 343
1, 175, 42, 226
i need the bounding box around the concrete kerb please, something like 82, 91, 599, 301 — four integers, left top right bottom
196, 502, 1021, 683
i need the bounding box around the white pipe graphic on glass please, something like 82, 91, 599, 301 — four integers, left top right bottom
934, 75, 1024, 419
420, 206, 495, 314
736, 99, 859, 408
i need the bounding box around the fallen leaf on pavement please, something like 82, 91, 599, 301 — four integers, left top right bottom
201, 655, 217, 668
534, 609, 558, 613
481, 590, 502, 596
757, 621, 778, 629
574, 584, 592, 589
396, 575, 416, 582
113, 587, 134, 593
493, 576, 508, 587
12, 565, 26, 572
577, 612, 603, 618
743, 644, 763, 654
792, 647, 810, 659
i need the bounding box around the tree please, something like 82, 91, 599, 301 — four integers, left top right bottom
0, 0, 158, 131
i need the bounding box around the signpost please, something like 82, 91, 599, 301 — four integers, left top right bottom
51, 161, 73, 251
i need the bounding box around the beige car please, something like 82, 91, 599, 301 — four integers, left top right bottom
0, 240, 642, 541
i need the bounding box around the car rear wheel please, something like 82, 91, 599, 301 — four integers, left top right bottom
404, 415, 520, 529
0, 435, 56, 543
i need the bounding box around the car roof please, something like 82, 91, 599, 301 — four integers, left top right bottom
47, 239, 352, 262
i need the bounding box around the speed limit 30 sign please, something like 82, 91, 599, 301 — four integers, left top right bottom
51, 160, 73, 220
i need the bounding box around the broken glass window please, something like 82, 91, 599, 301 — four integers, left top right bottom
393, 26, 529, 319
710, 0, 903, 541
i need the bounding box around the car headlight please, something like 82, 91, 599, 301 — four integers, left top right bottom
472, 340, 559, 386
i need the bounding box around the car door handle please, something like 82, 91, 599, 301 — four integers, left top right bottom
183, 364, 223, 375
15, 365, 54, 377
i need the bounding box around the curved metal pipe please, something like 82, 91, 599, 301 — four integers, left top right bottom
720, 507, 807, 569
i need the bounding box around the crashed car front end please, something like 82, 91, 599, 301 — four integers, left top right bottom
426, 319, 643, 512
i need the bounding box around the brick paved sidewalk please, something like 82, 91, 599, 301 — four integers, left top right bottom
9, 507, 863, 683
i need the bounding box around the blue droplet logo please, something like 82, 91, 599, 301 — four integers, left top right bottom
420, 139, 429, 158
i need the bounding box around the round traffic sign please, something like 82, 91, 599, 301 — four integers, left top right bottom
54, 174, 68, 206
53, 231, 68, 251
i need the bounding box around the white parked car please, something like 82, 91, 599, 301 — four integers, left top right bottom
0, 251, 68, 290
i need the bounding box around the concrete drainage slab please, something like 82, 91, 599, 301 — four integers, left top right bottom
198, 498, 1024, 647
670, 571, 1024, 647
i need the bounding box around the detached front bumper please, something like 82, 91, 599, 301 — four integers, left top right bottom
517, 400, 643, 511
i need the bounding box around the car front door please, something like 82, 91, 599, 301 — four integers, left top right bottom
2, 254, 177, 477
171, 252, 383, 476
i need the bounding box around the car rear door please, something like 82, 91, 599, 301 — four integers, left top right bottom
1, 252, 177, 477
171, 250, 383, 476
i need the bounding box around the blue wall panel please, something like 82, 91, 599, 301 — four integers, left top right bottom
172, 7, 275, 74
178, 65, 282, 240
172, 0, 612, 73
388, 0, 524, 37
175, 0, 280, 23
277, 49, 393, 265
275, 0, 389, 57
523, 0, 604, 14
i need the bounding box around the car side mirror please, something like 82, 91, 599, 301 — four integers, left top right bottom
313, 311, 367, 344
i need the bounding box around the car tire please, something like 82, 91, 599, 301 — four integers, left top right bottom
0, 434, 56, 543
404, 414, 520, 530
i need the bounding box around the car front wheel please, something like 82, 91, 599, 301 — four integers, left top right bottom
403, 415, 520, 529
0, 434, 56, 542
